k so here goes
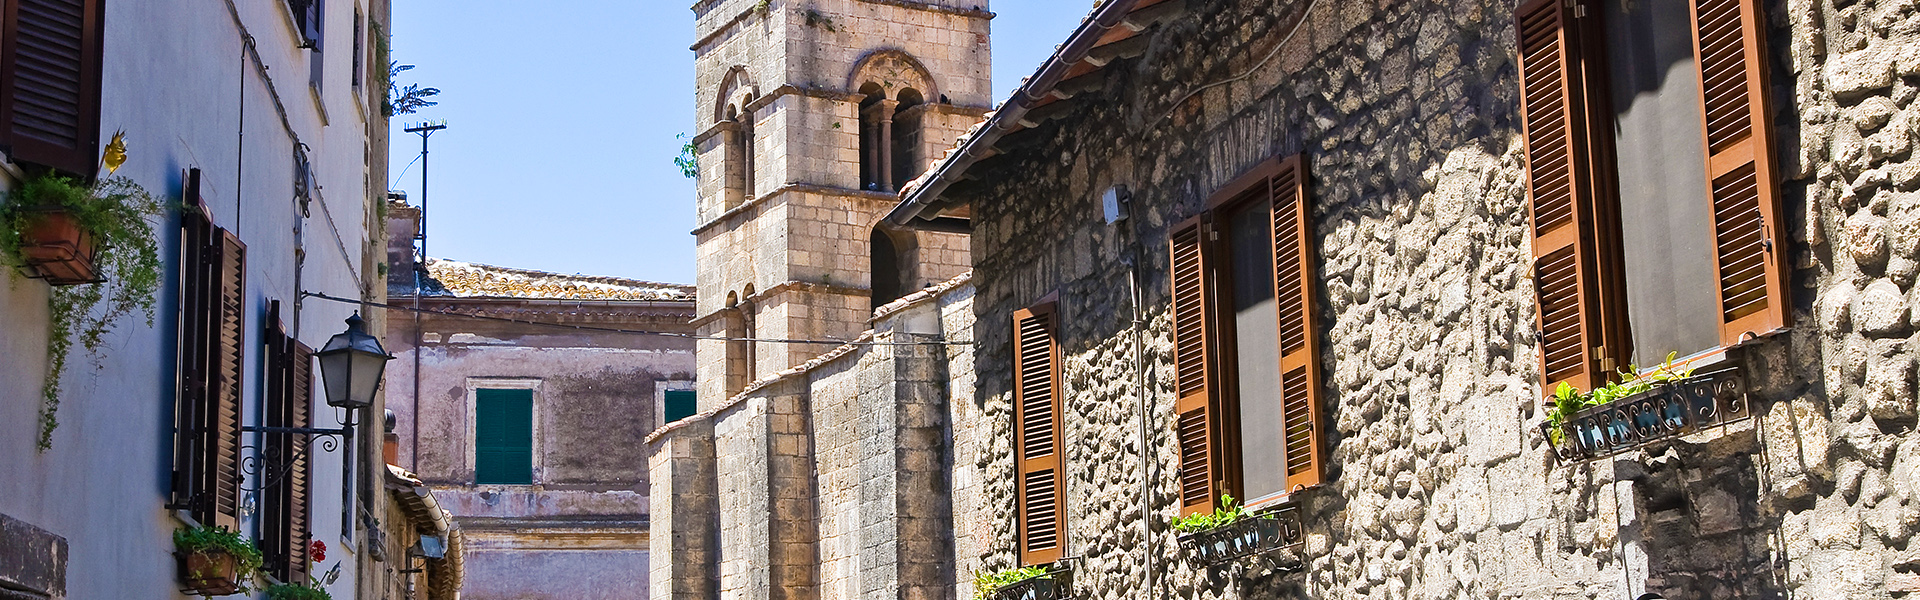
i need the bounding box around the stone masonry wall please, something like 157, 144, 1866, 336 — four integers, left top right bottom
954, 0, 1920, 598
650, 278, 975, 600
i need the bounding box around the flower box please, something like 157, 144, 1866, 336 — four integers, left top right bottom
1176, 506, 1304, 569
990, 566, 1072, 600
1542, 366, 1749, 462
177, 548, 244, 596
16, 208, 101, 285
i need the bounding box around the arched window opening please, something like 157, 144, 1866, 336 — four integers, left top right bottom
741, 94, 757, 199
723, 104, 746, 209
858, 83, 889, 192
870, 226, 918, 310
891, 88, 924, 189
724, 291, 745, 396
740, 284, 757, 381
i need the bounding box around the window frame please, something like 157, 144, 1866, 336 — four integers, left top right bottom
466, 379, 542, 487
1169, 154, 1326, 515
1515, 0, 1788, 392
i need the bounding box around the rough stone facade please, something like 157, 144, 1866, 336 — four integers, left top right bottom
650, 276, 977, 600
938, 0, 1920, 598
387, 236, 696, 600
689, 0, 986, 407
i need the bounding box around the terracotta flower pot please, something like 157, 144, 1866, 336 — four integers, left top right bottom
177, 548, 243, 596
16, 208, 100, 285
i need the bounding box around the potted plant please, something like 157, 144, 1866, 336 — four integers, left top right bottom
1173, 494, 1303, 568
174, 526, 262, 596
972, 564, 1071, 600
0, 168, 164, 450
1541, 352, 1747, 462
266, 541, 340, 600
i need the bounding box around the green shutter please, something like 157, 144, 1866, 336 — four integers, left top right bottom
664, 390, 697, 424
475, 388, 533, 485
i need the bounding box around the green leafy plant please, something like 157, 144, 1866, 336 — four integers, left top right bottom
1170, 493, 1249, 534
800, 8, 838, 31
268, 542, 341, 600
1545, 351, 1701, 445
971, 565, 1051, 599
675, 133, 699, 179
385, 61, 440, 117
173, 526, 264, 590
0, 173, 164, 450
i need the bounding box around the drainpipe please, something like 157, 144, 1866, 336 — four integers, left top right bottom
1109, 185, 1160, 600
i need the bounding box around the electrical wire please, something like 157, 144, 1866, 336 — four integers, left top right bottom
299, 291, 969, 346
1150, 0, 1320, 128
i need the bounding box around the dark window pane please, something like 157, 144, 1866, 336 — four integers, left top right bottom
475, 388, 533, 485
1604, 0, 1722, 366
664, 390, 697, 424
1227, 201, 1286, 503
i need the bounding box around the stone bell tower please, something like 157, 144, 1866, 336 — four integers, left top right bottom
689, 0, 989, 407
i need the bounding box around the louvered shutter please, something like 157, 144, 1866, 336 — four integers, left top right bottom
1516, 0, 1606, 395
261, 303, 312, 583
208, 228, 248, 527
1169, 218, 1218, 516
1689, 0, 1788, 345
172, 172, 214, 520
286, 340, 313, 583
1269, 156, 1325, 491
1013, 303, 1064, 566
0, 0, 104, 176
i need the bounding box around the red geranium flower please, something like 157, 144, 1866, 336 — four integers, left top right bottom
311, 540, 327, 563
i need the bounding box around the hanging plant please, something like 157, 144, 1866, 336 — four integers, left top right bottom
0, 169, 165, 450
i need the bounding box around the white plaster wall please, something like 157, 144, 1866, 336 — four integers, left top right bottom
0, 0, 381, 597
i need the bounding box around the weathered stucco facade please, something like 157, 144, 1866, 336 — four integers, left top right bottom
386, 233, 696, 600
0, 0, 398, 598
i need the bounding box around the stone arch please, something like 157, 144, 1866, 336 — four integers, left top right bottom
715, 65, 760, 125
869, 223, 919, 311
846, 49, 937, 102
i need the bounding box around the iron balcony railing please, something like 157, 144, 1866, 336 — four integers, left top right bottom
1542, 366, 1751, 462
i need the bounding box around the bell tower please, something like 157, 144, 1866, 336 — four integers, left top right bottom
689, 0, 990, 407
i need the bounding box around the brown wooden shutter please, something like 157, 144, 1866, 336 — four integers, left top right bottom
1013, 302, 1064, 566
208, 228, 248, 527
1268, 156, 1325, 491
1168, 217, 1218, 516
171, 171, 213, 520
287, 339, 313, 582
1689, 0, 1789, 345
261, 303, 313, 583
0, 0, 104, 176
1516, 0, 1606, 395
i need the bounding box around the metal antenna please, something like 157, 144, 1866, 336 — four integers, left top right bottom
402, 121, 447, 271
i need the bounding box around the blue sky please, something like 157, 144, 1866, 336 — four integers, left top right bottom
384, 1, 1091, 284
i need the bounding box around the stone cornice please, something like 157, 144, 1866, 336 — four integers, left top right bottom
692, 182, 901, 235
688, 280, 871, 327
693, 0, 992, 52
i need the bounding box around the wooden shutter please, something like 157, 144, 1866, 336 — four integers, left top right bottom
1516, 0, 1606, 395
1268, 156, 1325, 491
261, 303, 313, 584
171, 171, 248, 529
1689, 0, 1789, 345
475, 389, 534, 485
172, 171, 213, 520
0, 0, 104, 176
285, 340, 313, 582
1169, 217, 1218, 516
207, 227, 248, 527
1013, 302, 1064, 566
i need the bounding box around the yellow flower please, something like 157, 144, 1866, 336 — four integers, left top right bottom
101, 130, 127, 175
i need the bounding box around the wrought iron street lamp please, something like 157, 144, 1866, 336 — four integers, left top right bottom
316, 313, 394, 410
240, 313, 393, 491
